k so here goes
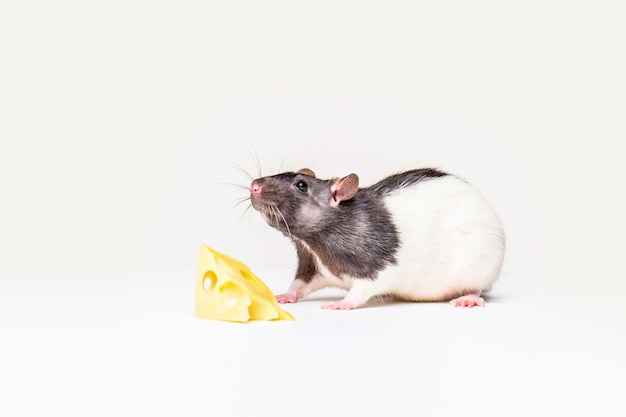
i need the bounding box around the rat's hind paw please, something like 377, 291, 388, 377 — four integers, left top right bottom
449, 292, 485, 308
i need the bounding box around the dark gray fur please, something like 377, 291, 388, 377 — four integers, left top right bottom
250, 168, 448, 282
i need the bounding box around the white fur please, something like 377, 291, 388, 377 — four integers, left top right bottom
286, 175, 505, 305
371, 175, 505, 301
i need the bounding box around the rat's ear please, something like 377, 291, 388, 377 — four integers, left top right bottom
297, 168, 316, 178
330, 174, 359, 207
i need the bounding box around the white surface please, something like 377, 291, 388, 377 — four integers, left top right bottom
2, 262, 625, 417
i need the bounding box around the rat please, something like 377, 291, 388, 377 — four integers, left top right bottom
249, 167, 505, 309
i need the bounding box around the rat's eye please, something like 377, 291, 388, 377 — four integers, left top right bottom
294, 180, 308, 193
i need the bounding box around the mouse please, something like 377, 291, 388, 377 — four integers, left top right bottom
249, 167, 505, 309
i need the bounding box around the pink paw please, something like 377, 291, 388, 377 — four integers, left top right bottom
449, 294, 485, 308
321, 301, 359, 310
276, 293, 299, 304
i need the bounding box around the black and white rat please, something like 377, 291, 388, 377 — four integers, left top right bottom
249, 167, 505, 309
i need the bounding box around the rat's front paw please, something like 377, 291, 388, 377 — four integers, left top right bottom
321, 301, 359, 310
276, 293, 299, 304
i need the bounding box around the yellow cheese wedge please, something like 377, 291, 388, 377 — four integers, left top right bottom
194, 245, 295, 322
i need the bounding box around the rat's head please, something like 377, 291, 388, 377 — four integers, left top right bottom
250, 168, 359, 237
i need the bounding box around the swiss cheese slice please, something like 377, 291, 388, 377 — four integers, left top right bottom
194, 245, 295, 322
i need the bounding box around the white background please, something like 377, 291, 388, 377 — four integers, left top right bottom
1, 1, 625, 416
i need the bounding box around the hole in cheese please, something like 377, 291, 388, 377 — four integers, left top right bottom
203, 270, 217, 291
218, 281, 245, 310
240, 268, 262, 289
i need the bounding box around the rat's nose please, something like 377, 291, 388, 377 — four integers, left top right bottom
250, 180, 262, 196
